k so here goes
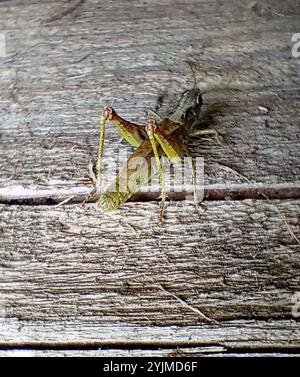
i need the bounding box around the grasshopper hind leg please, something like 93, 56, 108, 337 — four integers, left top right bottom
95, 106, 147, 209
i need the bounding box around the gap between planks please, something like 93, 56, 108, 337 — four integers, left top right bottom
0, 182, 299, 205
0, 341, 299, 353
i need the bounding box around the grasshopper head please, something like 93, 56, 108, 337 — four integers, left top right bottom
180, 88, 203, 116
170, 88, 203, 126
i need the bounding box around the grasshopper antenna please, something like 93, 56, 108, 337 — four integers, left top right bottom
184, 59, 198, 89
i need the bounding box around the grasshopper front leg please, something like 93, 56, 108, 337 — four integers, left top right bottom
146, 119, 184, 221
95, 107, 146, 194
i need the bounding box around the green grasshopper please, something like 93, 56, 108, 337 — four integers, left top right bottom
93, 73, 220, 217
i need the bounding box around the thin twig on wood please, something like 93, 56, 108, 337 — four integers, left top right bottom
155, 283, 217, 324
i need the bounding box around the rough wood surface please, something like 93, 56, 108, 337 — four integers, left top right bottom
0, 348, 228, 357
0, 350, 299, 357
0, 0, 299, 193
0, 0, 299, 356
0, 201, 299, 349
0, 319, 299, 349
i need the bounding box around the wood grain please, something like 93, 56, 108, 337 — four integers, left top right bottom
0, 348, 228, 357
0, 319, 299, 349
1, 350, 299, 357
0, 201, 299, 327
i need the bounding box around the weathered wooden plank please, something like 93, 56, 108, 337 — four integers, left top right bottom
0, 349, 298, 357
0, 200, 299, 329
0, 89, 299, 189
0, 0, 299, 193
0, 347, 226, 357
0, 320, 299, 349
